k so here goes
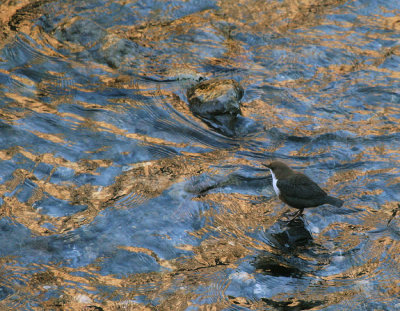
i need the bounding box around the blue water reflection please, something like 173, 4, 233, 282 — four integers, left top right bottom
1, 0, 400, 309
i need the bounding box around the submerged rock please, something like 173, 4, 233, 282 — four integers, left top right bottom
99, 35, 143, 69
53, 18, 146, 70
187, 78, 244, 135
54, 18, 106, 47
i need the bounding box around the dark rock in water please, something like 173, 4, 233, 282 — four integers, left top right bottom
262, 216, 313, 252
187, 78, 244, 135
187, 78, 243, 116
271, 217, 313, 249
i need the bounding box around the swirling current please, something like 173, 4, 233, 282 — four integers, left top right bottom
1, 0, 400, 310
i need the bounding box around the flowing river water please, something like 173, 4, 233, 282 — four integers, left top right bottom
1, 0, 400, 310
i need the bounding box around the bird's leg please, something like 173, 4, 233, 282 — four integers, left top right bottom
288, 208, 304, 223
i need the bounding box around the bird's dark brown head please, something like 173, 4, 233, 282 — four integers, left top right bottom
263, 161, 294, 179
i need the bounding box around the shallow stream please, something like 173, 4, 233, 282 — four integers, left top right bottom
1, 0, 400, 310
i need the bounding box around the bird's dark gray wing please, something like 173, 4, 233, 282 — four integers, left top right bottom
277, 173, 327, 199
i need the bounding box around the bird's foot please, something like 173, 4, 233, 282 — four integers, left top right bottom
288, 209, 304, 224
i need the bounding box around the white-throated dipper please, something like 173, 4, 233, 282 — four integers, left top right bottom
264, 161, 343, 220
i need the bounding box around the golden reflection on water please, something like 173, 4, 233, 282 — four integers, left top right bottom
0, 0, 400, 310
0, 145, 244, 238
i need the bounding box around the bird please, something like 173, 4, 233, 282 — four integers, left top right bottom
264, 161, 343, 221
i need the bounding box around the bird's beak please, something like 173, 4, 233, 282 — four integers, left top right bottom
262, 163, 271, 169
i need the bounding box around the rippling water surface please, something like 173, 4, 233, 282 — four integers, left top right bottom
1, 0, 400, 310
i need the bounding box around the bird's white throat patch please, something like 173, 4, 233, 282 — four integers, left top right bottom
269, 169, 280, 196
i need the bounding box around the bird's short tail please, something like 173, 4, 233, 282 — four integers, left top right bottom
326, 196, 344, 207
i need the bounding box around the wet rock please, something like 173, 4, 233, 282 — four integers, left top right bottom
270, 217, 313, 250
272, 218, 313, 249
187, 78, 244, 135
